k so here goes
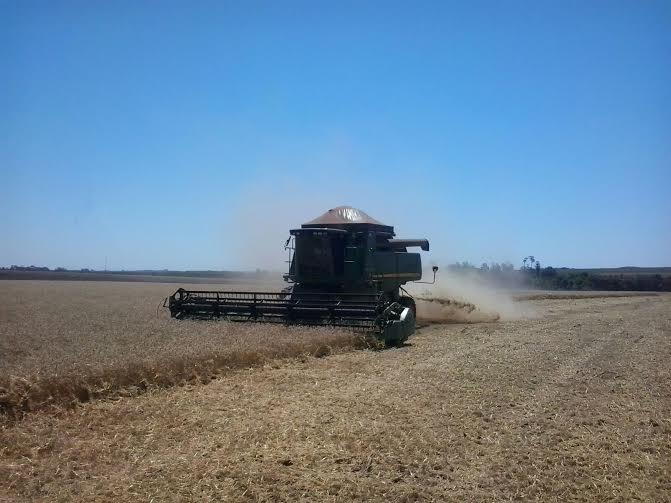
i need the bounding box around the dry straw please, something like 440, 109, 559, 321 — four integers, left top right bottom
0, 281, 373, 417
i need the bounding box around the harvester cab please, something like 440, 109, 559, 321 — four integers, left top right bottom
167, 206, 436, 345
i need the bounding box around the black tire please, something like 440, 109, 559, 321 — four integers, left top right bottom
398, 296, 417, 319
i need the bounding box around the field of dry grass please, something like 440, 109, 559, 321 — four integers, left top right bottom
1, 282, 669, 501
0, 281, 363, 415
513, 291, 660, 301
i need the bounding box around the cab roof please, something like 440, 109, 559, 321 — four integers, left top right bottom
302, 206, 394, 234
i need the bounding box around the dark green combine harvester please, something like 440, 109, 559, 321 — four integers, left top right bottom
167, 206, 437, 345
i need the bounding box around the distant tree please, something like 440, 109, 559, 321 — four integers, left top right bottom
663, 276, 671, 292
448, 261, 478, 272
10, 265, 49, 271
541, 266, 557, 278
653, 274, 663, 290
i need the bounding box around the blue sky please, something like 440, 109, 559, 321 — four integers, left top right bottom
2, 0, 669, 270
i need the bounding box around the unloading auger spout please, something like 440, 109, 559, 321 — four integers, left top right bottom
166, 206, 437, 345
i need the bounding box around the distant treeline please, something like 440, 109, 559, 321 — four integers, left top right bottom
4, 263, 671, 291
448, 262, 671, 292
2, 265, 273, 278
0, 266, 277, 284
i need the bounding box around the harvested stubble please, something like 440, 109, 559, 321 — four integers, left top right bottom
0, 280, 367, 416
416, 297, 501, 323
513, 291, 660, 301
1, 294, 669, 502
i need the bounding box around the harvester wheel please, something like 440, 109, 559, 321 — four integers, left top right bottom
398, 296, 417, 319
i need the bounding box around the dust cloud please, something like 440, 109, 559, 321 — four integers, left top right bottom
408, 269, 535, 324
226, 180, 326, 273
225, 172, 399, 272
226, 177, 530, 325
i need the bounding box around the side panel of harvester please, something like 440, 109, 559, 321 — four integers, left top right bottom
370, 251, 422, 292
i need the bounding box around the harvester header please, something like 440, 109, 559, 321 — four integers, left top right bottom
166, 206, 436, 345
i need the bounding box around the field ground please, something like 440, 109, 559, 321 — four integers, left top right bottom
1, 283, 670, 501
0, 280, 355, 414
512, 290, 661, 300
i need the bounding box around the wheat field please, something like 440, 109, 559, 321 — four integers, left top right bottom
1, 282, 669, 502
0, 280, 363, 415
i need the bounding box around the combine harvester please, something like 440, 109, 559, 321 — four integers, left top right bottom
166, 206, 437, 345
